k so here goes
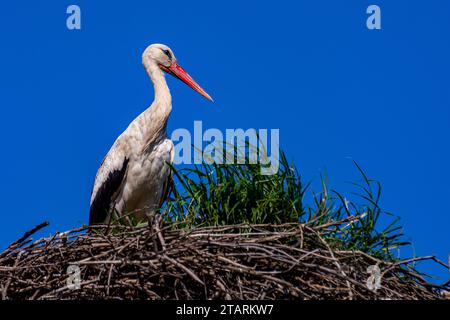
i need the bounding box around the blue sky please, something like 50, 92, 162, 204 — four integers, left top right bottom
0, 1, 449, 283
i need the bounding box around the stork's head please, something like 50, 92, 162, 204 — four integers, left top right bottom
143, 44, 213, 102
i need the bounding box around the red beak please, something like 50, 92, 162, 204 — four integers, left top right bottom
160, 62, 213, 102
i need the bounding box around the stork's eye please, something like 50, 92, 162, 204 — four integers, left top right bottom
163, 49, 172, 60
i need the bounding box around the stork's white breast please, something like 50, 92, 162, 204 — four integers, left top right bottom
119, 138, 174, 215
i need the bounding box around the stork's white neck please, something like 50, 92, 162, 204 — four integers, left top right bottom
135, 59, 173, 152
145, 60, 172, 105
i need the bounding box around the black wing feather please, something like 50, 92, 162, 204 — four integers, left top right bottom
159, 169, 173, 208
89, 158, 129, 225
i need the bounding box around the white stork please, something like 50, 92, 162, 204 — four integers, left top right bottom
89, 44, 212, 225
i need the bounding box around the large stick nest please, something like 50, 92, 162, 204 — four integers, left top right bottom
0, 216, 448, 300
